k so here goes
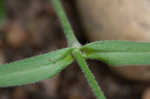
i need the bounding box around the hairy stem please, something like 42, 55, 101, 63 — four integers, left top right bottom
51, 0, 81, 47
51, 0, 105, 98
72, 49, 106, 99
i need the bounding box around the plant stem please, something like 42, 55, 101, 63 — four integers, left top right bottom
51, 0, 106, 98
72, 49, 106, 99
51, 0, 81, 47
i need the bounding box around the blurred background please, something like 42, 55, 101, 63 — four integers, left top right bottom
0, 0, 150, 99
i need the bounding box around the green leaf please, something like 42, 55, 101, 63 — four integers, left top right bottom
0, 0, 5, 24
0, 48, 74, 87
81, 40, 150, 66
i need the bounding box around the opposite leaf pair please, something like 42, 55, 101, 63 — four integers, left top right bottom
0, 40, 149, 87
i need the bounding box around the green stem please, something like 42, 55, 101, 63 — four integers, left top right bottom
51, 0, 81, 47
72, 49, 106, 99
51, 0, 105, 98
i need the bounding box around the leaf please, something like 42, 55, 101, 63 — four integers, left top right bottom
0, 48, 74, 87
0, 0, 5, 24
81, 40, 150, 66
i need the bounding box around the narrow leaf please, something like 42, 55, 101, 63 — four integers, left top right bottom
0, 48, 74, 87
81, 41, 150, 66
